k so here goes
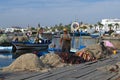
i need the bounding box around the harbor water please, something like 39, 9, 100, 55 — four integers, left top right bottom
0, 36, 99, 68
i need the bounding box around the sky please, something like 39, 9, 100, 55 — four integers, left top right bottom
0, 0, 120, 28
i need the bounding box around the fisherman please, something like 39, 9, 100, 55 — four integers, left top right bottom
12, 34, 18, 42
26, 30, 32, 39
34, 28, 44, 43
60, 28, 71, 53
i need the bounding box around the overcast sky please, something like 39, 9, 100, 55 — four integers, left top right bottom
0, 0, 120, 28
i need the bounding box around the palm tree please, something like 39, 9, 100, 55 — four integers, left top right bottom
97, 22, 103, 30
108, 24, 114, 35
115, 23, 119, 30
94, 24, 97, 30
108, 24, 113, 30
89, 25, 93, 29
65, 24, 71, 32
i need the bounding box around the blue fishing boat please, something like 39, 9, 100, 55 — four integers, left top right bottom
90, 33, 100, 38
70, 32, 90, 36
12, 39, 51, 51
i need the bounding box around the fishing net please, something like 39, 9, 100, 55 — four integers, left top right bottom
2, 53, 45, 72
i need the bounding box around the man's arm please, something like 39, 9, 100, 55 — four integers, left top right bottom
60, 34, 63, 46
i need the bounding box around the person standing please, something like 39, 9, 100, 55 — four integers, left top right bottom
60, 28, 71, 53
37, 28, 44, 39
34, 28, 44, 43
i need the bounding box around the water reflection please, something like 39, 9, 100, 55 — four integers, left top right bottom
0, 53, 12, 59
72, 37, 99, 48
0, 53, 13, 68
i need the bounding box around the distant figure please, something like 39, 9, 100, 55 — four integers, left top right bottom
34, 28, 44, 43
37, 28, 44, 39
26, 31, 32, 39
60, 28, 71, 53
12, 34, 18, 42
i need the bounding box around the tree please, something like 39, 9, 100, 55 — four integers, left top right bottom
62, 26, 71, 33
115, 23, 119, 30
65, 24, 71, 32
94, 24, 97, 30
51, 27, 55, 32
30, 27, 36, 30
108, 24, 113, 30
97, 22, 103, 30
89, 25, 93, 29
81, 26, 87, 30
108, 24, 114, 35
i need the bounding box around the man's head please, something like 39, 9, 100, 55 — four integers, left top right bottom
63, 28, 68, 33
38, 28, 43, 33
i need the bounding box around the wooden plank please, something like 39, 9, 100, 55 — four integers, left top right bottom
24, 58, 113, 80
75, 70, 104, 80
87, 71, 117, 80
74, 70, 117, 80
24, 65, 90, 80
3, 71, 45, 80
110, 74, 120, 80
3, 53, 120, 80
41, 66, 95, 80
42, 58, 119, 80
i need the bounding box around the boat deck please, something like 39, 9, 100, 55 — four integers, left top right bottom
1, 53, 120, 80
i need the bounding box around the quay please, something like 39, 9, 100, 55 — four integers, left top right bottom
1, 51, 120, 80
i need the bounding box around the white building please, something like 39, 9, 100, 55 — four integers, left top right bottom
101, 19, 120, 25
101, 19, 120, 31
5, 26, 22, 33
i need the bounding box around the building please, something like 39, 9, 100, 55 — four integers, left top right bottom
101, 19, 120, 31
101, 19, 120, 25
5, 26, 23, 33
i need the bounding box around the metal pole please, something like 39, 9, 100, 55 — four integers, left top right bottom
79, 31, 81, 49
72, 32, 75, 48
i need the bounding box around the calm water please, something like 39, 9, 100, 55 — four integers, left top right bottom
52, 36, 99, 49
0, 53, 14, 68
0, 36, 99, 68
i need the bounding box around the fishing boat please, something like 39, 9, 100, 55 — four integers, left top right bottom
12, 39, 51, 51
70, 31, 90, 36
90, 33, 100, 38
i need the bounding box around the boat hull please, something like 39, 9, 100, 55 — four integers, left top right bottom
70, 32, 90, 36
12, 42, 50, 51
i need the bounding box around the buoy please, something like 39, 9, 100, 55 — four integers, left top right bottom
113, 50, 117, 55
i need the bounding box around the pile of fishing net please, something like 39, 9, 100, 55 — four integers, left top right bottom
76, 42, 117, 61
2, 53, 68, 72
75, 49, 96, 61
75, 44, 103, 60
40, 53, 67, 68
2, 53, 46, 72
57, 53, 86, 64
